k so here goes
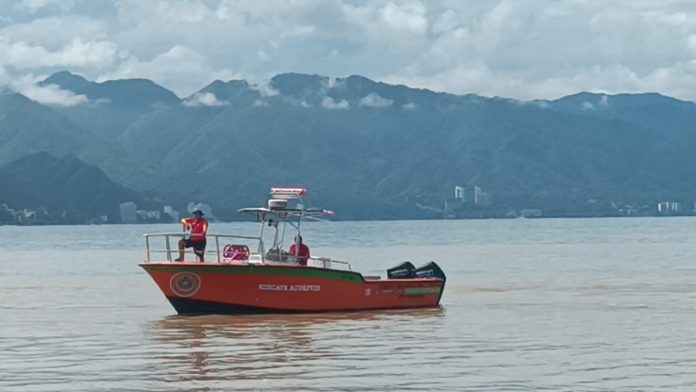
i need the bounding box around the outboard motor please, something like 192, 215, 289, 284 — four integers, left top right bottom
387, 261, 416, 279
415, 262, 446, 281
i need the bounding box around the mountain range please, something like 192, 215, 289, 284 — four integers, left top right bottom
2, 70, 696, 222
0, 152, 141, 223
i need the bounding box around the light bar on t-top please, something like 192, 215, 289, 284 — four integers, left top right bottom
270, 187, 307, 199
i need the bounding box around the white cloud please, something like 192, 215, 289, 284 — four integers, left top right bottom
342, 1, 430, 54
16, 0, 74, 14
0, 71, 87, 106
581, 96, 609, 110
0, 36, 116, 69
402, 102, 416, 110
359, 92, 393, 108
253, 99, 269, 107
99, 45, 237, 97
13, 79, 87, 106
321, 96, 349, 109
382, 1, 428, 35
2, 0, 696, 101
0, 15, 106, 49
250, 81, 279, 97
114, 0, 212, 24
183, 92, 228, 107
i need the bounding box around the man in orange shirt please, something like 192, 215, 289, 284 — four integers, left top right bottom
175, 209, 208, 262
288, 235, 310, 266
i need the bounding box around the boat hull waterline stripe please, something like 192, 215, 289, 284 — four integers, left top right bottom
168, 297, 442, 315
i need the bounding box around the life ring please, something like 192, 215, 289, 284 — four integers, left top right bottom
222, 244, 250, 263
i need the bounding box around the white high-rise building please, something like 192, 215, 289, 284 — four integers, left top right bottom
454, 186, 467, 201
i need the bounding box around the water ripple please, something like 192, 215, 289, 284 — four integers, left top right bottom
4, 220, 696, 390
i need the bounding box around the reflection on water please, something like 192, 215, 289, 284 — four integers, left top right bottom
145, 310, 445, 390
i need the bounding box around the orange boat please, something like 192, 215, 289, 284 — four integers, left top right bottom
140, 188, 446, 315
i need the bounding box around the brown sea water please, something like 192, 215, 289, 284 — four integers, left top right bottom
1, 218, 696, 391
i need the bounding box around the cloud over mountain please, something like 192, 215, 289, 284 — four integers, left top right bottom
1, 1, 696, 100
184, 92, 228, 107
359, 93, 393, 108
321, 96, 349, 109
15, 79, 88, 106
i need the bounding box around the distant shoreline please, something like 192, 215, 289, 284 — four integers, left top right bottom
2, 214, 694, 228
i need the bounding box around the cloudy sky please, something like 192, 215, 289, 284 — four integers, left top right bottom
1, 0, 696, 101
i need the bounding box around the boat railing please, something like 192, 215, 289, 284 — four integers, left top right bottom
143, 232, 265, 263
306, 257, 352, 271
143, 233, 353, 271
328, 259, 352, 271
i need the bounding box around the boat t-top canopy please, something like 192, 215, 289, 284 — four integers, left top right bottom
237, 187, 334, 222
235, 187, 333, 258
238, 207, 334, 221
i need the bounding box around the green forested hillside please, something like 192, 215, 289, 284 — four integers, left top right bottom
3, 71, 696, 221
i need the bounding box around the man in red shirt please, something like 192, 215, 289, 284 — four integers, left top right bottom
288, 235, 310, 266
175, 209, 208, 262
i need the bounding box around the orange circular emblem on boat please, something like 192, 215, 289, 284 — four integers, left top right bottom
170, 272, 201, 297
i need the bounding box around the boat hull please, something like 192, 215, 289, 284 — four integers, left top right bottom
140, 263, 445, 315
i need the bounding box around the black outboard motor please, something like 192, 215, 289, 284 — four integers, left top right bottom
415, 262, 446, 281
387, 261, 417, 279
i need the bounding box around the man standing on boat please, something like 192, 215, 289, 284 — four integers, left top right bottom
175, 209, 208, 262
288, 235, 310, 266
